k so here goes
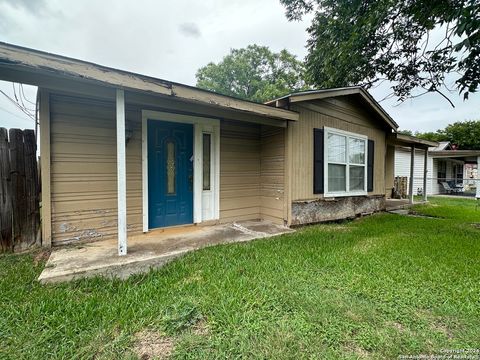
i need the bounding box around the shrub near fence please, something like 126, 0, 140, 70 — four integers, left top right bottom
0, 127, 40, 252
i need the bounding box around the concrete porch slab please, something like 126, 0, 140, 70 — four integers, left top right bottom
38, 220, 294, 284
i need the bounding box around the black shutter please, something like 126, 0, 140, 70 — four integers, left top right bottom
313, 129, 324, 194
367, 139, 374, 192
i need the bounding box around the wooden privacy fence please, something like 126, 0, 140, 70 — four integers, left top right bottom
0, 128, 40, 252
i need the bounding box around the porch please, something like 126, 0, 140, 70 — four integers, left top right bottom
38, 220, 294, 283
0, 42, 297, 256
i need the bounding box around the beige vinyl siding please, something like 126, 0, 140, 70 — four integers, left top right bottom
219, 121, 261, 223
49, 94, 272, 245
218, 122, 286, 224
290, 97, 387, 201
260, 126, 285, 224
49, 94, 142, 245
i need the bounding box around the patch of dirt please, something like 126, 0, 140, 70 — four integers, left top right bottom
33, 250, 51, 266
353, 237, 381, 253
415, 309, 455, 340
133, 330, 174, 360
415, 309, 432, 319
471, 223, 480, 230
387, 321, 406, 332
345, 310, 362, 322
430, 320, 454, 340
191, 318, 209, 336
183, 271, 203, 285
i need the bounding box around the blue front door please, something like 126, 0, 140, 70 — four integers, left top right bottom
148, 120, 194, 228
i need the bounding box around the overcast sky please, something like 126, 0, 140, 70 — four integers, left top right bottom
0, 0, 478, 132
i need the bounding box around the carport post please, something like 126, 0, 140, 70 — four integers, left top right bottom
409, 146, 415, 204
423, 149, 428, 202
116, 89, 127, 256
477, 156, 480, 200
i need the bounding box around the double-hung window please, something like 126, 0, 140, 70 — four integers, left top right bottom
325, 127, 367, 196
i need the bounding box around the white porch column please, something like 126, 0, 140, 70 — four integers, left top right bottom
423, 149, 428, 202
409, 146, 415, 204
116, 89, 127, 256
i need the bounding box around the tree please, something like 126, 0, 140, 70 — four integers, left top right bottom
414, 131, 449, 143
196, 45, 309, 103
442, 120, 480, 149
397, 129, 413, 136
280, 0, 479, 103
404, 120, 480, 149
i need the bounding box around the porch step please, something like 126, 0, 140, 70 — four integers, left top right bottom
38, 248, 191, 284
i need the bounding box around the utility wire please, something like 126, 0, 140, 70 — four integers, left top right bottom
12, 83, 35, 114
0, 89, 35, 120
20, 84, 36, 106
0, 106, 34, 123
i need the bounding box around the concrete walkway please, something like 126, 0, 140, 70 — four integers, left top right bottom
38, 220, 294, 284
385, 198, 412, 211
385, 198, 429, 211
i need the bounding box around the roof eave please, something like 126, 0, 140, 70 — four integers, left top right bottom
388, 134, 439, 149
265, 87, 398, 130
430, 150, 480, 158
0, 41, 299, 122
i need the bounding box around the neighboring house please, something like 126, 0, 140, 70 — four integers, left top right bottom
0, 42, 425, 254
394, 142, 480, 196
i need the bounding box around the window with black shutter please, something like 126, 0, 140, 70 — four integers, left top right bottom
313, 128, 324, 194
367, 139, 374, 192
316, 127, 373, 196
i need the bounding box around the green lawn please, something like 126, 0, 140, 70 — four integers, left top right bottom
1, 197, 479, 359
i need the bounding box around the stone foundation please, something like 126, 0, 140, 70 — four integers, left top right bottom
291, 195, 386, 225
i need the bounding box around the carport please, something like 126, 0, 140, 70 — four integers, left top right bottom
386, 133, 439, 204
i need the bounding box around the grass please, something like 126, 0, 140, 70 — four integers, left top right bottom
1, 197, 480, 359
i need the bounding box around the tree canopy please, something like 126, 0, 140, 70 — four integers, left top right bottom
280, 0, 479, 103
195, 45, 308, 103
404, 120, 480, 149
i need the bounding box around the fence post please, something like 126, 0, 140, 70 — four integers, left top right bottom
0, 128, 12, 251
24, 130, 40, 248
9, 129, 26, 250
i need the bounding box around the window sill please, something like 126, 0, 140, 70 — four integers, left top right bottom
324, 191, 368, 198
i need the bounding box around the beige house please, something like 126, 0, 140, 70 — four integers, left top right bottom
0, 42, 425, 255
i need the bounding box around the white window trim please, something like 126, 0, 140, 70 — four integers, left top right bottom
324, 127, 368, 198
141, 110, 220, 232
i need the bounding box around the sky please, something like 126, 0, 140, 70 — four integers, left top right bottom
0, 0, 478, 133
